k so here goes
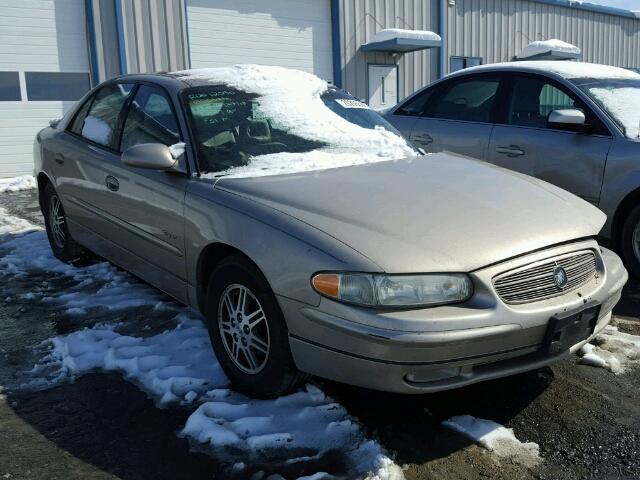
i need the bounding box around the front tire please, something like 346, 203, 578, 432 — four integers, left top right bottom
42, 183, 90, 264
620, 204, 640, 279
204, 255, 308, 398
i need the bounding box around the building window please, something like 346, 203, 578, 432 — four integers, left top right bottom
0, 72, 21, 101
450, 57, 483, 73
25, 72, 91, 101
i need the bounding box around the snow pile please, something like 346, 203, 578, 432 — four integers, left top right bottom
0, 175, 36, 193
0, 210, 402, 479
587, 86, 640, 139
517, 39, 580, 59
174, 64, 416, 178
443, 415, 541, 468
0, 222, 165, 313
368, 28, 441, 44
578, 325, 640, 374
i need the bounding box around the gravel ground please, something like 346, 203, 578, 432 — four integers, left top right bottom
0, 189, 638, 480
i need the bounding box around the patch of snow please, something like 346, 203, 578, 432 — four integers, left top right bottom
174, 64, 416, 178
578, 325, 640, 374
0, 175, 36, 193
81, 115, 112, 145
168, 142, 186, 159
587, 86, 640, 139
367, 28, 441, 44
442, 415, 541, 468
0, 208, 401, 479
517, 39, 580, 59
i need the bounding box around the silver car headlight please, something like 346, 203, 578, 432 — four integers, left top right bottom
311, 272, 473, 308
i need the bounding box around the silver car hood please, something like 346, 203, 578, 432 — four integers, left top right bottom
215, 153, 606, 272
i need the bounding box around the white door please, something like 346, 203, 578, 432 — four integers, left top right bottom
368, 65, 398, 110
186, 0, 334, 82
0, 0, 90, 178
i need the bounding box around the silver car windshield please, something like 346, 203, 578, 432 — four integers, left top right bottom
572, 77, 640, 139
184, 86, 416, 174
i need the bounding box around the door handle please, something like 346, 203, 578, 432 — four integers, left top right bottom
105, 175, 120, 192
412, 133, 434, 145
496, 145, 525, 157
54, 155, 64, 165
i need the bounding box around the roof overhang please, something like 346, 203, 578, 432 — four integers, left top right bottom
517, 50, 582, 61
361, 37, 441, 53
361, 29, 442, 53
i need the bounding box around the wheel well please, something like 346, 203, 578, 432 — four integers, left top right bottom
195, 243, 255, 313
611, 187, 640, 250
36, 172, 52, 210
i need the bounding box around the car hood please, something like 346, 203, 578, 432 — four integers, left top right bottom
214, 153, 606, 272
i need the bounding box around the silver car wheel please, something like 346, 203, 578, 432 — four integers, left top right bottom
218, 283, 270, 374
49, 194, 66, 248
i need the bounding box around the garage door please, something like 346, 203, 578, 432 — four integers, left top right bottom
186, 0, 334, 82
0, 0, 91, 178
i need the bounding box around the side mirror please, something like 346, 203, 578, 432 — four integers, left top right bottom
547, 109, 589, 132
121, 143, 179, 171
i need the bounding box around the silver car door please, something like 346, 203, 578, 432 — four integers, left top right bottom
100, 84, 190, 302
408, 75, 502, 160
487, 74, 612, 204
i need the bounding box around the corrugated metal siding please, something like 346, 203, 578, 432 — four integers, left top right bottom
338, 0, 439, 102
120, 0, 189, 74
444, 0, 640, 75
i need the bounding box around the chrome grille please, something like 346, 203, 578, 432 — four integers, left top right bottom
493, 251, 597, 304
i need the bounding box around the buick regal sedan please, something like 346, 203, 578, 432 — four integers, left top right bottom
35, 65, 627, 398
385, 61, 640, 279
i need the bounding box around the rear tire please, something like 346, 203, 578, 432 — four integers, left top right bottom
620, 204, 640, 279
204, 255, 308, 398
42, 183, 91, 264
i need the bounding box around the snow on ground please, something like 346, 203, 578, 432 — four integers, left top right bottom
0, 210, 402, 479
0, 175, 36, 193
175, 64, 417, 179
442, 415, 541, 468
579, 325, 640, 374
517, 39, 580, 59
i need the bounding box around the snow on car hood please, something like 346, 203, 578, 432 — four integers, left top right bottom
216, 153, 606, 273
174, 65, 417, 177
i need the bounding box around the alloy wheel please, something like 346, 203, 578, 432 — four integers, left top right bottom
49, 194, 66, 248
218, 284, 270, 374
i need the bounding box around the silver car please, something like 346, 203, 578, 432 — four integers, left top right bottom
385, 61, 640, 279
34, 65, 627, 397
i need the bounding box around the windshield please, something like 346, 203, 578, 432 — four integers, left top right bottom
183, 83, 416, 177
571, 77, 640, 139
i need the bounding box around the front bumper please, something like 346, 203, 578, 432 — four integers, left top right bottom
282, 241, 627, 393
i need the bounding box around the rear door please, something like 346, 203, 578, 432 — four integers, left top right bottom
488, 73, 612, 204
406, 74, 503, 160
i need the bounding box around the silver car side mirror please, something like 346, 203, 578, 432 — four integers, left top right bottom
548, 109, 587, 131
122, 143, 179, 171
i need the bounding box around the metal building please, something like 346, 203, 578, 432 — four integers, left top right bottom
0, 0, 639, 177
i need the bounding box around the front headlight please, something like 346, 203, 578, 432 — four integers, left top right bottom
311, 272, 472, 308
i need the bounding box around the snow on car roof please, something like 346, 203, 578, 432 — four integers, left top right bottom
463, 61, 640, 80
172, 64, 417, 178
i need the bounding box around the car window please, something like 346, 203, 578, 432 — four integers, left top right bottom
508, 77, 579, 128
79, 83, 134, 147
428, 77, 500, 123
184, 87, 325, 174
394, 88, 435, 117
120, 85, 180, 152
69, 95, 94, 136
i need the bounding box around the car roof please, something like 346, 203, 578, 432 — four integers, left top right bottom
449, 60, 640, 81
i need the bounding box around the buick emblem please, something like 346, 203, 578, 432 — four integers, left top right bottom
553, 266, 568, 289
